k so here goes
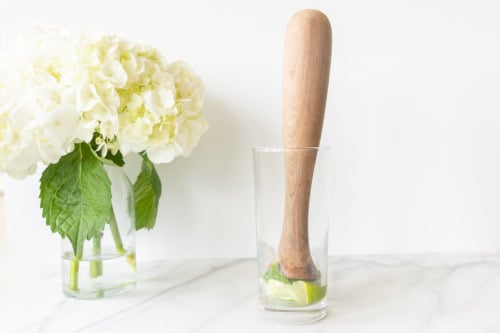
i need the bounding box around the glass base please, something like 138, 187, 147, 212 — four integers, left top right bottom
63, 281, 136, 299
61, 247, 136, 299
260, 301, 327, 324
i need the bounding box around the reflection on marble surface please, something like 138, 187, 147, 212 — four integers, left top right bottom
2, 254, 500, 332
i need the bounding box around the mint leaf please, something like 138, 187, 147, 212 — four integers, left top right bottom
40, 143, 112, 255
133, 154, 161, 230
263, 263, 292, 284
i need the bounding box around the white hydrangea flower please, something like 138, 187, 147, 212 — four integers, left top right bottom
0, 25, 207, 179
142, 61, 208, 164
75, 31, 208, 163
0, 92, 41, 179
0, 27, 88, 178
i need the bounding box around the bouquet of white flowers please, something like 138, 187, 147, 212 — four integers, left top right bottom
0, 26, 207, 294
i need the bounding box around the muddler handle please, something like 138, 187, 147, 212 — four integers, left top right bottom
278, 9, 332, 280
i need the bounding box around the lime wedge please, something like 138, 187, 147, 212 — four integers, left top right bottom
265, 279, 298, 302
292, 280, 327, 306
264, 278, 327, 306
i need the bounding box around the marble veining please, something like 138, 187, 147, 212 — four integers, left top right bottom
2, 254, 500, 332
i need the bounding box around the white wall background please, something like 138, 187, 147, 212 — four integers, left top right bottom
1, 0, 500, 272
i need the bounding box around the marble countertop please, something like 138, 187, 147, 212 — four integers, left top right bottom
2, 253, 500, 333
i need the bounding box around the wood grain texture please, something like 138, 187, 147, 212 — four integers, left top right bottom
278, 9, 332, 280
282, 9, 332, 148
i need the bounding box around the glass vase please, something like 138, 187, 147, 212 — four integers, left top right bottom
61, 165, 136, 299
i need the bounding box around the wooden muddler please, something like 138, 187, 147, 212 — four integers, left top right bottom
278, 10, 332, 280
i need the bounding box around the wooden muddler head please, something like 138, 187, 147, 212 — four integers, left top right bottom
278, 9, 332, 280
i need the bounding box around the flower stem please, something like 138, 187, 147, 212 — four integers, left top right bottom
109, 211, 125, 255
89, 233, 103, 278
109, 209, 136, 271
69, 246, 83, 292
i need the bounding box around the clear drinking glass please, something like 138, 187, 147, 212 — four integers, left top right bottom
253, 146, 330, 323
61, 165, 136, 299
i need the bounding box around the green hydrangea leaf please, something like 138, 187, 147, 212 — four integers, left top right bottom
101, 150, 125, 167
88, 133, 125, 167
40, 143, 112, 255
134, 154, 162, 230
